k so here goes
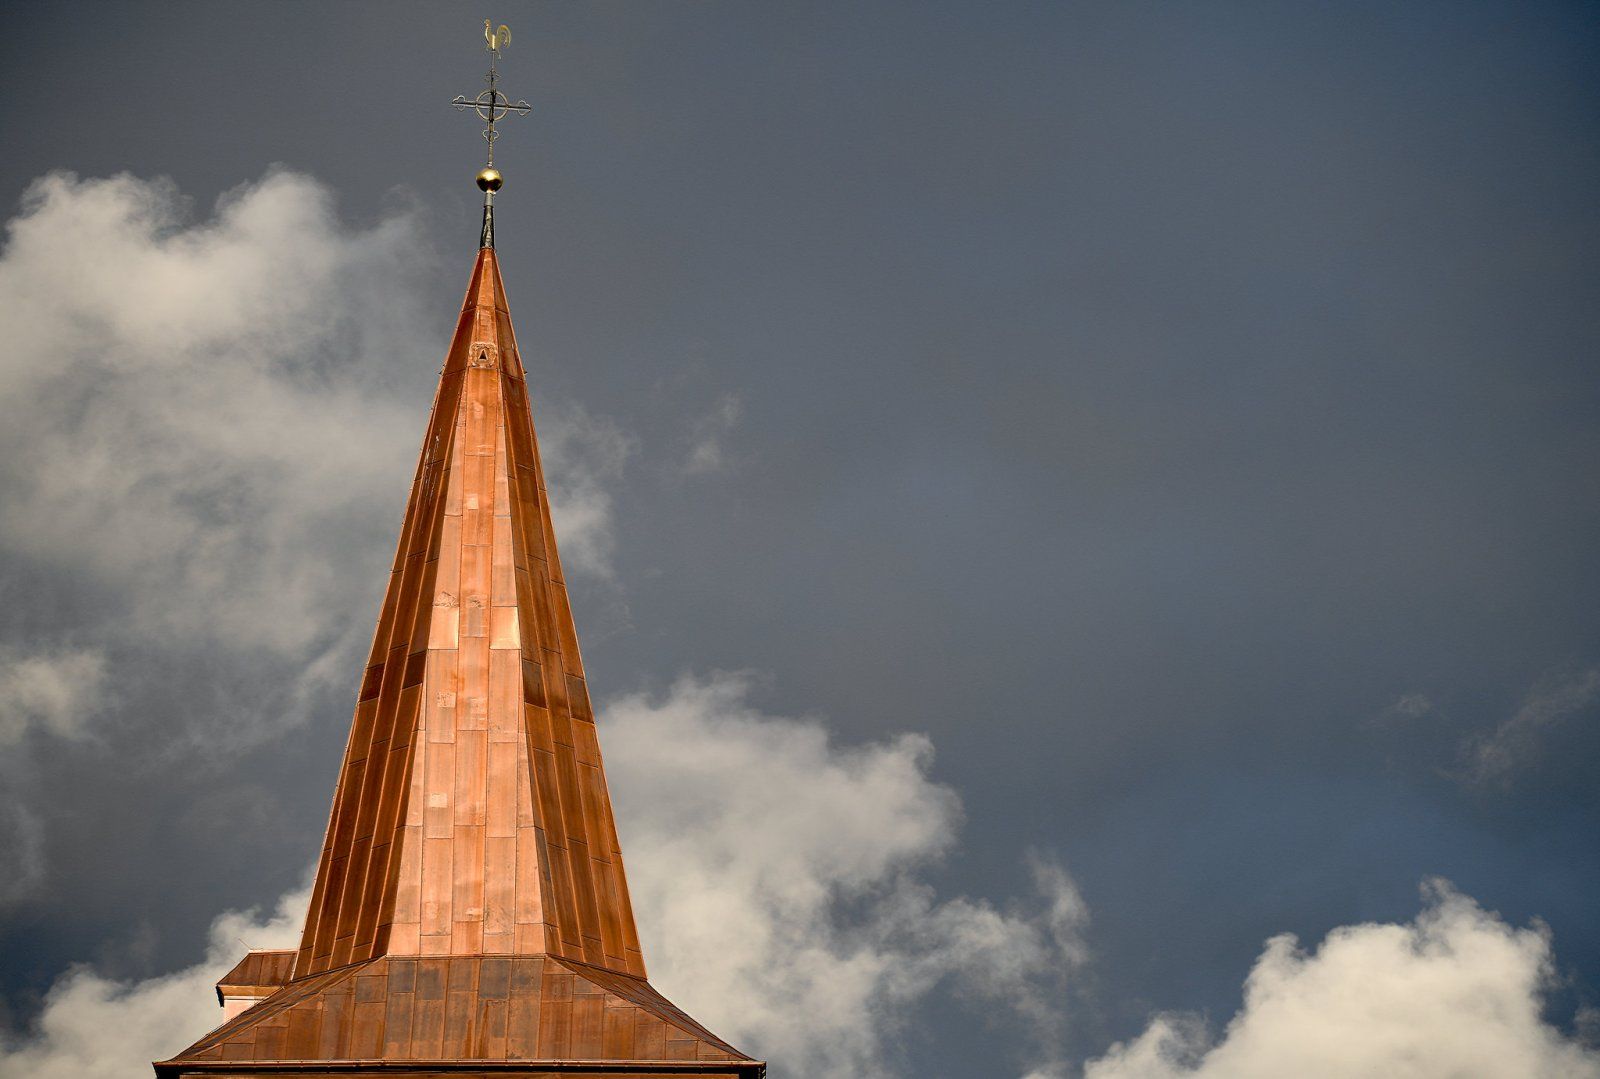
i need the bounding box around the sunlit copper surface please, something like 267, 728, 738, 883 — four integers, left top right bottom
165, 956, 749, 1070
291, 250, 644, 979
157, 249, 762, 1078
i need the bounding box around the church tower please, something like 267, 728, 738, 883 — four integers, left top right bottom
156, 26, 762, 1079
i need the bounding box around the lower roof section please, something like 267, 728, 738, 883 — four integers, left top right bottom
155, 955, 761, 1079
156, 1067, 759, 1077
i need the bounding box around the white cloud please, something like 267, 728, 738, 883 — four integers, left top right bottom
1082, 879, 1600, 1079
682, 392, 742, 476
0, 169, 628, 652
537, 404, 636, 580
1375, 691, 1436, 724
0, 647, 107, 744
0, 168, 642, 902
603, 673, 1087, 1077
1459, 667, 1600, 789
0, 881, 310, 1079
0, 169, 628, 751
0, 170, 426, 656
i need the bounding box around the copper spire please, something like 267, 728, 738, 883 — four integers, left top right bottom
288, 248, 646, 979
156, 25, 761, 1079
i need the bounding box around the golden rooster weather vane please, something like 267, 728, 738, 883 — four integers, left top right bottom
451, 19, 531, 172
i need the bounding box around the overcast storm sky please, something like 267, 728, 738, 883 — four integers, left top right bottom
1, 3, 1599, 1077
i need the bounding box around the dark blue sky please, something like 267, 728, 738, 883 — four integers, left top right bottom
1, 3, 1597, 1075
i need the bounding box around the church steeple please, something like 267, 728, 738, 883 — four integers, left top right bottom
288, 241, 647, 980
156, 24, 761, 1078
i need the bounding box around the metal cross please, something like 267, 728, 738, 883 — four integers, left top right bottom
451, 21, 531, 167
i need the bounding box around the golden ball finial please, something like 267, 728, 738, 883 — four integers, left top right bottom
476, 167, 504, 192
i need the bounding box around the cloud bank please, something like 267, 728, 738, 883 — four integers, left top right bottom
0, 882, 309, 1079
1083, 880, 1600, 1079
13, 674, 1593, 1079
7, 798, 1595, 1079
0, 675, 1083, 1079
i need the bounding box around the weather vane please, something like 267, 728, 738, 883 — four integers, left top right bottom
452, 20, 531, 247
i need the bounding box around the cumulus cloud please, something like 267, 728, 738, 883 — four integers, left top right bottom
0, 646, 107, 744
1082, 879, 1600, 1079
0, 169, 431, 764
0, 881, 310, 1079
0, 170, 629, 754
1458, 667, 1600, 789
0, 170, 425, 657
603, 673, 1087, 1077
0, 168, 645, 909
